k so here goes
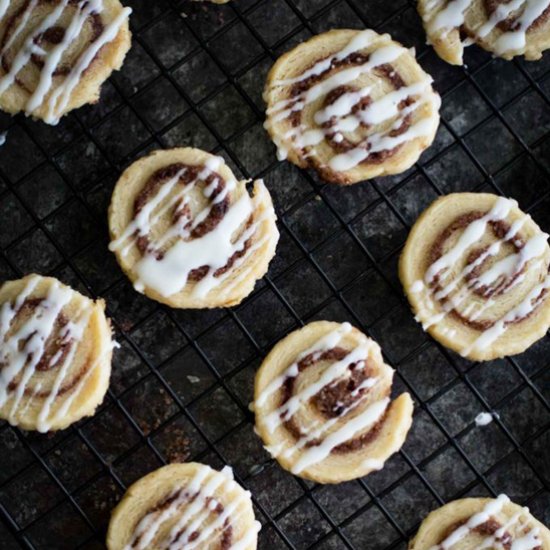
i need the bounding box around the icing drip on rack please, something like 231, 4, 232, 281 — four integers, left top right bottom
109, 156, 276, 300
124, 466, 261, 550
265, 30, 440, 173
0, 0, 131, 124
475, 411, 494, 426
409, 197, 550, 356
257, 323, 393, 474
424, 0, 550, 56
0, 276, 109, 432
429, 494, 542, 550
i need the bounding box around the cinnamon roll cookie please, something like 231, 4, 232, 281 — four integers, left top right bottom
263, 29, 441, 185
253, 321, 414, 484
107, 463, 260, 550
108, 148, 279, 309
0, 0, 132, 124
0, 274, 114, 432
400, 193, 550, 361
418, 0, 550, 65
410, 494, 550, 550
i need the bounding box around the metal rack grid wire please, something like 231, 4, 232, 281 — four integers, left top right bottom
0, 0, 549, 548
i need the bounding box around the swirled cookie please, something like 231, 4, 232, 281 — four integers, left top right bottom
410, 494, 550, 550
108, 148, 279, 309
400, 193, 550, 361
0, 274, 113, 432
418, 0, 550, 65
264, 29, 441, 185
107, 463, 260, 550
0, 0, 132, 124
253, 321, 414, 484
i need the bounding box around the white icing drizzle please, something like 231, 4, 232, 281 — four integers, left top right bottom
109, 156, 276, 299
430, 494, 542, 550
134, 191, 252, 298
124, 465, 260, 550
257, 323, 393, 474
44, 4, 132, 124
0, 0, 9, 19
36, 304, 92, 431
362, 458, 384, 471
426, 0, 550, 56
290, 398, 389, 474
213, 216, 274, 300
265, 30, 440, 172
509, 527, 542, 550
0, 276, 105, 432
463, 274, 550, 356
0, 0, 131, 124
425, 197, 514, 284
428, 0, 472, 32
410, 197, 550, 356
49, 342, 113, 427
432, 494, 510, 549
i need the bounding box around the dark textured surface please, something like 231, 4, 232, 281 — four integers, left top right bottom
0, 0, 549, 549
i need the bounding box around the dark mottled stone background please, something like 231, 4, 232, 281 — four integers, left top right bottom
0, 0, 549, 548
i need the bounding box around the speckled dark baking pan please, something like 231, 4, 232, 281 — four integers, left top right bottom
0, 0, 550, 549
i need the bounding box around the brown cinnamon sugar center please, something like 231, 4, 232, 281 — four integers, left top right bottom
132, 162, 253, 284
279, 347, 389, 454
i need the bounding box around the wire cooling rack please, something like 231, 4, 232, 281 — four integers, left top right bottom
0, 0, 549, 548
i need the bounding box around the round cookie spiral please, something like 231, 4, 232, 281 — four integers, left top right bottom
107, 463, 260, 550
253, 321, 414, 484
0, 274, 113, 432
400, 193, 550, 361
263, 29, 441, 185
410, 494, 550, 550
0, 0, 131, 124
109, 148, 279, 310
418, 0, 550, 65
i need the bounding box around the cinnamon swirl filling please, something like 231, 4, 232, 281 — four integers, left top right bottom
484, 0, 550, 33
110, 464, 261, 550
254, 321, 414, 482
401, 193, 550, 361
419, 0, 550, 64
437, 517, 515, 550
0, 0, 132, 123
426, 212, 542, 332
15, 298, 73, 372
130, 162, 253, 285
287, 56, 414, 167
1, 297, 92, 399
279, 347, 389, 454
264, 29, 440, 184
0, 274, 113, 432
421, 495, 546, 550
130, 489, 233, 550
108, 149, 279, 308
0, 0, 104, 94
